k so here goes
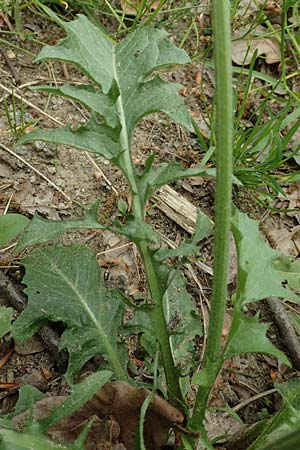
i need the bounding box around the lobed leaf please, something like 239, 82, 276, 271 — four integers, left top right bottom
32, 84, 119, 128
155, 211, 213, 261
16, 203, 161, 256
114, 216, 160, 245
11, 245, 126, 382
19, 115, 122, 162
223, 312, 290, 365
36, 14, 115, 94
222, 209, 300, 368
18, 17, 192, 164
137, 161, 216, 208
16, 202, 103, 251
232, 208, 299, 306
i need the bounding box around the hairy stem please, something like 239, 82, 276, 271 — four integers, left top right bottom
116, 98, 183, 406
130, 167, 184, 407
139, 241, 184, 407
191, 0, 233, 429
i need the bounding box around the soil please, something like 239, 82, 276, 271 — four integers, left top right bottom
0, 4, 300, 449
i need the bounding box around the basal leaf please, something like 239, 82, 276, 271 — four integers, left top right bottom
59, 301, 125, 383
223, 312, 290, 365
11, 245, 126, 382
19, 17, 191, 164
0, 214, 30, 247
232, 208, 298, 306
16, 202, 103, 251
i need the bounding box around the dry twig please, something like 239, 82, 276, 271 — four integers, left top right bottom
266, 297, 300, 370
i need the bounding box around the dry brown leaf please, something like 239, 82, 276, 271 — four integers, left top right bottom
13, 381, 184, 450
238, 0, 281, 19
232, 25, 281, 65
265, 225, 300, 257
267, 227, 294, 256
277, 186, 300, 224
120, 0, 160, 15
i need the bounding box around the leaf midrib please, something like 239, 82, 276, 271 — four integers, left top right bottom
34, 251, 122, 376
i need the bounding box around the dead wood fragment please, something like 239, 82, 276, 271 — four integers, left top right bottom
0, 382, 19, 390
0, 270, 68, 372
266, 297, 300, 370
0, 347, 14, 370
152, 185, 198, 235
13, 381, 185, 450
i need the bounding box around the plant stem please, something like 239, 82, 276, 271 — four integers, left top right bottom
115, 91, 183, 407
191, 0, 233, 430
139, 241, 184, 407
14, 0, 22, 34
129, 165, 184, 407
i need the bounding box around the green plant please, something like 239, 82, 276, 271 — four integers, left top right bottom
192, 2, 300, 209
192, 60, 300, 207
1, 4, 300, 449
3, 90, 35, 138
3, 91, 26, 138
